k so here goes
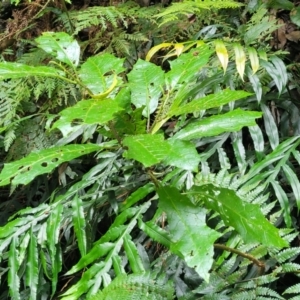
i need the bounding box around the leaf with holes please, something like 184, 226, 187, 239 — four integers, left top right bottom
52, 99, 123, 132
0, 144, 101, 186
36, 32, 80, 67
79, 54, 125, 95
191, 184, 288, 248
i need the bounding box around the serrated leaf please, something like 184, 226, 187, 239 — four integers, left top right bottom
260, 57, 287, 94
138, 219, 171, 248
8, 237, 20, 300
47, 204, 63, 296
164, 139, 200, 171
271, 180, 291, 227
174, 109, 262, 140
261, 103, 279, 149
121, 183, 155, 211
215, 40, 228, 73
191, 184, 288, 248
26, 227, 39, 300
158, 186, 221, 281
35, 32, 80, 67
0, 144, 101, 186
123, 234, 144, 273
66, 242, 114, 275
168, 90, 251, 116
282, 164, 300, 210
79, 54, 125, 95
123, 134, 171, 167
72, 194, 87, 257
233, 43, 246, 80
128, 59, 165, 116
0, 62, 65, 79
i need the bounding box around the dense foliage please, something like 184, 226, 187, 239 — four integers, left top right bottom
1, 0, 300, 299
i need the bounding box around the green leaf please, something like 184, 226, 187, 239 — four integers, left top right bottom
291, 7, 300, 26
166, 46, 213, 88
35, 32, 80, 67
138, 219, 171, 248
191, 184, 288, 248
0, 62, 65, 80
168, 90, 251, 116
8, 237, 20, 300
260, 57, 287, 94
261, 103, 279, 150
215, 40, 228, 73
164, 139, 200, 171
174, 109, 262, 140
123, 234, 145, 273
158, 186, 221, 281
47, 204, 63, 296
128, 59, 165, 116
72, 194, 87, 257
267, 0, 294, 10
120, 183, 155, 211
123, 134, 171, 167
26, 227, 39, 300
79, 54, 125, 95
66, 242, 114, 275
0, 144, 101, 186
52, 99, 123, 131
282, 164, 300, 210
271, 180, 291, 227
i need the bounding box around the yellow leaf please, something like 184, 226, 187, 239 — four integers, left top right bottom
90, 73, 118, 100
247, 47, 259, 74
233, 43, 246, 80
146, 43, 173, 62
215, 40, 228, 73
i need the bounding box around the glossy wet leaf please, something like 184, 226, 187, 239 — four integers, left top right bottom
8, 237, 20, 300
35, 32, 80, 67
261, 103, 279, 149
79, 54, 125, 95
128, 59, 165, 116
0, 144, 101, 186
174, 109, 262, 140
158, 186, 221, 281
164, 139, 200, 171
191, 184, 288, 248
72, 195, 87, 257
123, 134, 171, 167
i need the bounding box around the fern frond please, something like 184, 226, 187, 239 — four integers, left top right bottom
70, 6, 128, 35
155, 0, 242, 26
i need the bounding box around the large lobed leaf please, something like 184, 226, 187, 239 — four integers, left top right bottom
190, 184, 288, 248
0, 144, 101, 186
158, 186, 221, 282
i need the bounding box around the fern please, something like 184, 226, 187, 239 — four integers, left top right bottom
155, 0, 242, 26
90, 273, 174, 300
